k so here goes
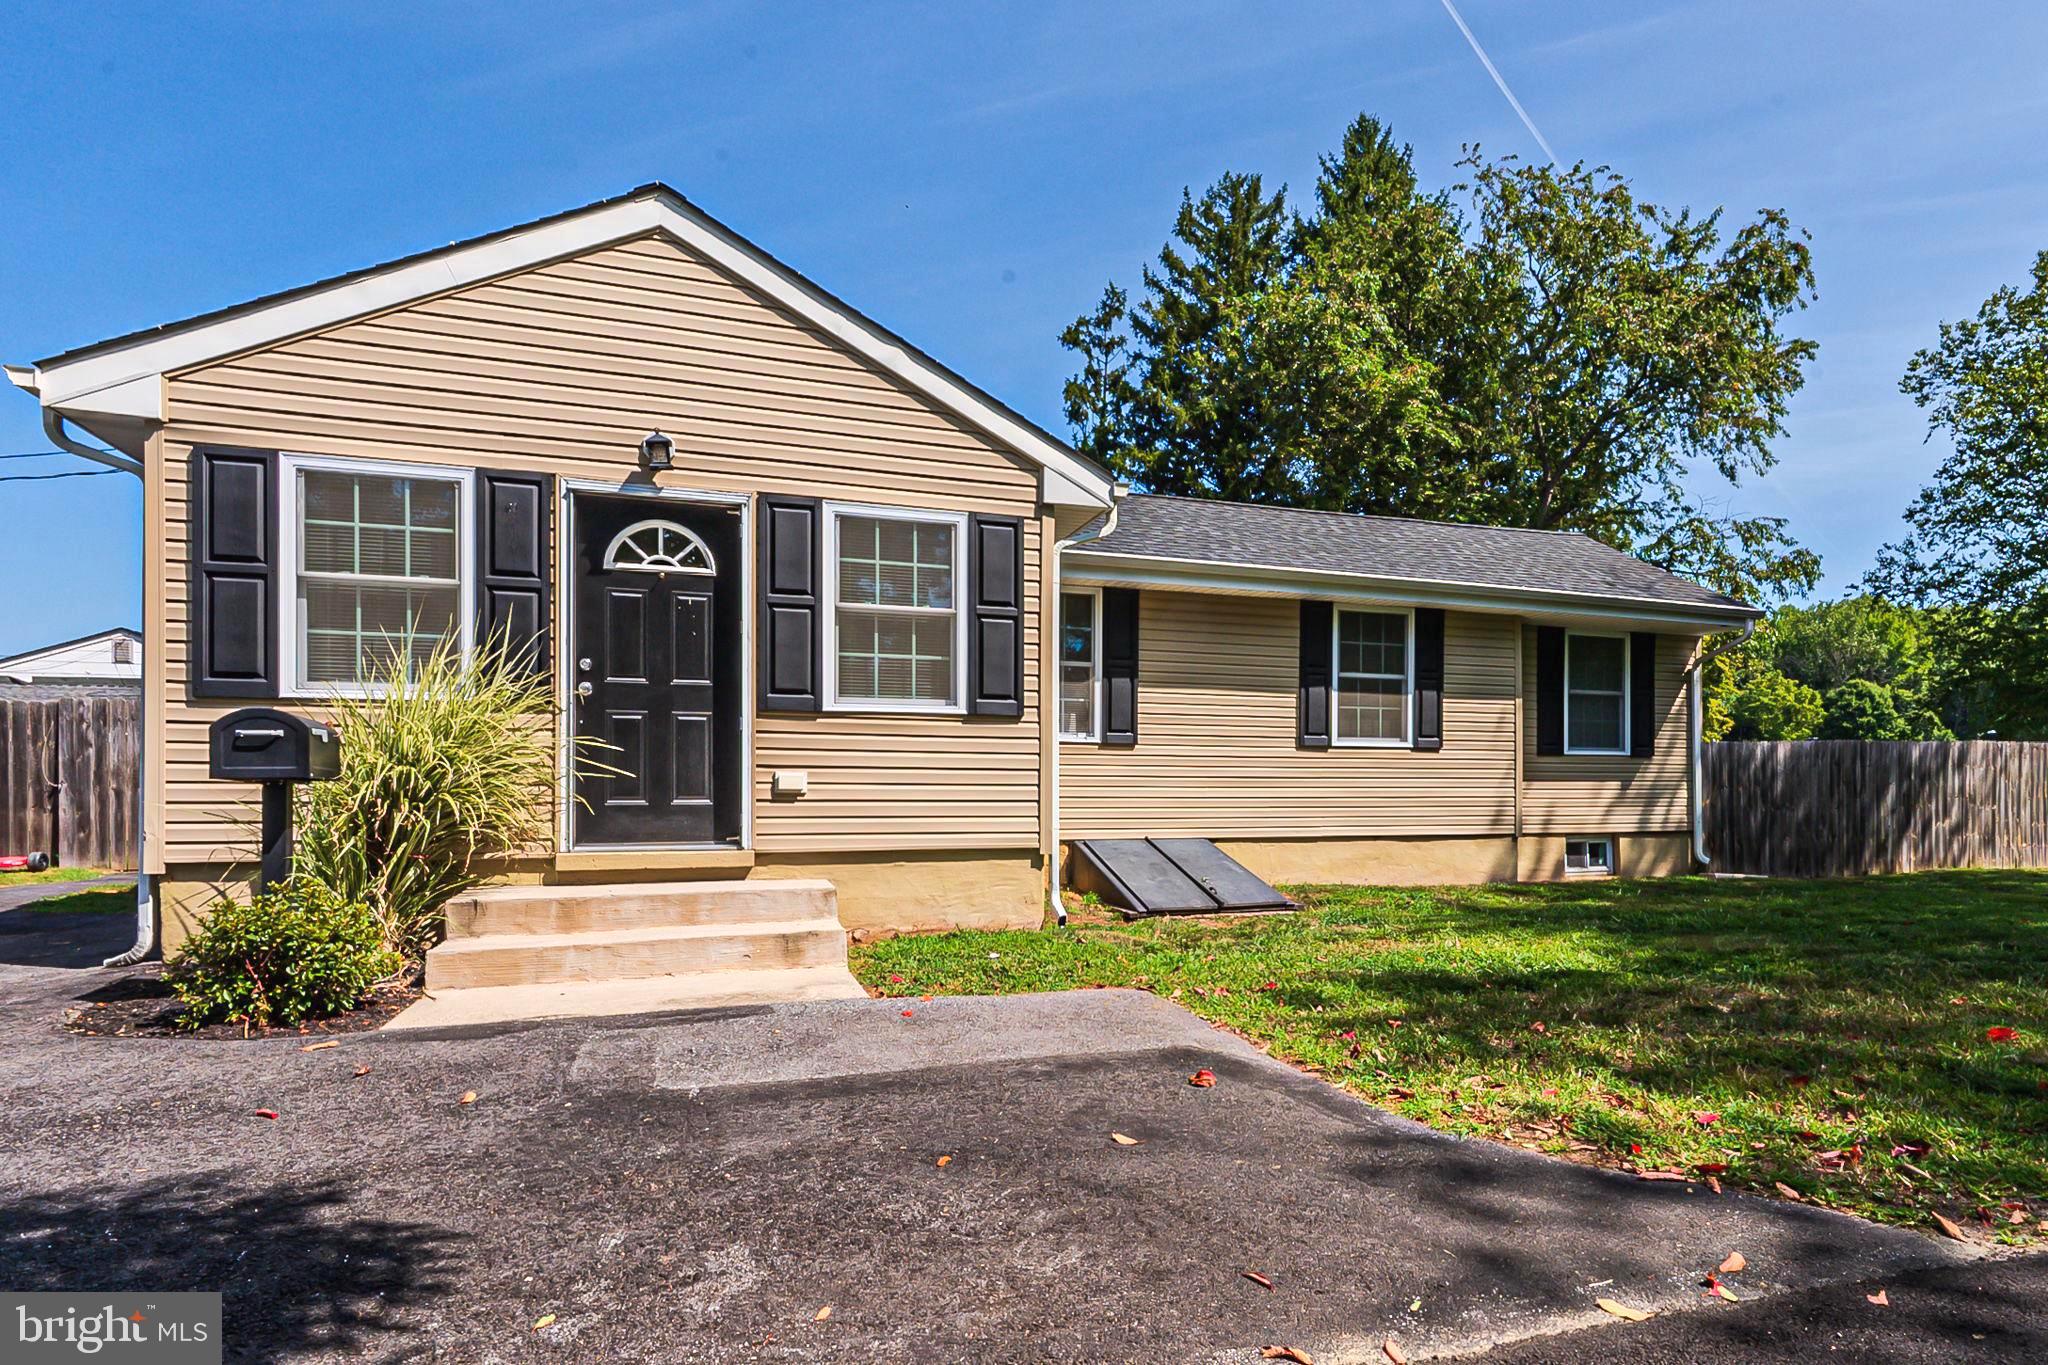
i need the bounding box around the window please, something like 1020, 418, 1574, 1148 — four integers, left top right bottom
604, 519, 715, 574
1058, 589, 1101, 740
823, 503, 967, 710
281, 455, 473, 693
1334, 608, 1411, 745
1565, 837, 1614, 874
1564, 632, 1629, 754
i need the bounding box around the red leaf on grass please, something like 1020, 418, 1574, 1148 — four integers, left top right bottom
887, 974, 904, 984
1986, 1026, 2018, 1043
1188, 1069, 1217, 1088
1260, 981, 1280, 991
253, 1109, 278, 1121
1529, 1021, 1546, 1034
1696, 1163, 1728, 1175
1629, 1143, 1643, 1155
1692, 1110, 1721, 1127
1890, 1141, 1930, 1159
1339, 1031, 1356, 1041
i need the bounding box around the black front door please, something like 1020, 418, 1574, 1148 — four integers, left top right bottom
571, 495, 744, 845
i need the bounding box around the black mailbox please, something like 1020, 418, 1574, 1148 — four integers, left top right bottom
207, 708, 342, 891
209, 708, 340, 783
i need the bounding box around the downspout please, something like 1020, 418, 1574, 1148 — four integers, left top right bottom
1684, 620, 1756, 872
41, 407, 144, 477
1047, 487, 1126, 928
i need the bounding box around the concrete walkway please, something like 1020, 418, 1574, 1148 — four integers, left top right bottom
0, 905, 2036, 1362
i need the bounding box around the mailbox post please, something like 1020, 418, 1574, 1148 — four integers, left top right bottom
207, 708, 341, 892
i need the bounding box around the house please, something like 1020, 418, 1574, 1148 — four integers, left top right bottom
6, 185, 1759, 979
0, 627, 143, 697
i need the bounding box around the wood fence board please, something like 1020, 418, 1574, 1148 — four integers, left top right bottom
0, 697, 139, 869
1704, 740, 2048, 877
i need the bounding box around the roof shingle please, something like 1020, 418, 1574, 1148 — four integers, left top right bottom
1068, 495, 1756, 615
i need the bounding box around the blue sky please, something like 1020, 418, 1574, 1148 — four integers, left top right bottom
4, 1, 2044, 656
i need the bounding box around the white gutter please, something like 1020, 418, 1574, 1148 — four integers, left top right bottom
1684, 620, 1757, 872
10, 376, 157, 963
1046, 491, 1124, 928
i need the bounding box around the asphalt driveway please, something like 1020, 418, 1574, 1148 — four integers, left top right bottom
1, 901, 2040, 1362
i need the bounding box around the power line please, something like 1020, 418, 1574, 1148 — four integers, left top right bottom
1438, 0, 1560, 166
0, 468, 121, 483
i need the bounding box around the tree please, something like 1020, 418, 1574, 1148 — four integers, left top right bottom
1720, 657, 1824, 740
1768, 596, 1951, 739
1869, 251, 2048, 737
1062, 114, 1822, 604
1819, 679, 1911, 740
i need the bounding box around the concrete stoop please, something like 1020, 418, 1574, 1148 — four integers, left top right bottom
386, 878, 864, 1029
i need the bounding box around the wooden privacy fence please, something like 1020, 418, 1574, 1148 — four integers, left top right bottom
1702, 740, 2048, 878
0, 696, 139, 869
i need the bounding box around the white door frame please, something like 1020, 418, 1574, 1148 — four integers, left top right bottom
557, 478, 754, 852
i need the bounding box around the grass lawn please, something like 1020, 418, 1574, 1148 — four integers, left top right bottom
12, 887, 133, 913
852, 871, 2048, 1244
0, 866, 111, 889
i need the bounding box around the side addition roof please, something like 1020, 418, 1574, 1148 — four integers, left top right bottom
6, 184, 1114, 508
1064, 495, 1761, 625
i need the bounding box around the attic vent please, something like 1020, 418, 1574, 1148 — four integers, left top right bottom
111, 636, 137, 664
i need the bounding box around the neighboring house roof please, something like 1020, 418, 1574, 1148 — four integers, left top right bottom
5, 184, 1114, 509
1064, 495, 1760, 624
0, 627, 143, 684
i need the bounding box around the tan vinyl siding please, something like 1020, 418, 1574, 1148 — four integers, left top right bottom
1520, 627, 1696, 834
159, 232, 1044, 864
1059, 591, 1518, 840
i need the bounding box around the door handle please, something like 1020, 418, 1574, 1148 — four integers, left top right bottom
576, 681, 593, 699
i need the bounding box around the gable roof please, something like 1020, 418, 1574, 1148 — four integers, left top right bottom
8, 184, 1114, 507
0, 626, 143, 680
1065, 495, 1760, 623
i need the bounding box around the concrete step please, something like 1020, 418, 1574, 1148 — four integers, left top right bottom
384, 964, 868, 1030
424, 917, 847, 990
443, 879, 834, 939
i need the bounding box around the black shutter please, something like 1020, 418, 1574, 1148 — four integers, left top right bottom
967, 514, 1025, 717
758, 495, 822, 711
475, 470, 553, 677
1298, 600, 1333, 749
1101, 587, 1139, 747
1630, 631, 1657, 757
1535, 626, 1565, 756
189, 447, 278, 699
1413, 607, 1445, 752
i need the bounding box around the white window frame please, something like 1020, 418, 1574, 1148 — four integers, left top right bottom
1563, 630, 1631, 755
1331, 605, 1415, 748
1564, 836, 1614, 874
821, 500, 970, 715
1057, 586, 1103, 742
277, 452, 476, 699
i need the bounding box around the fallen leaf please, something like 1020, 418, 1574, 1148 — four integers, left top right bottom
252, 1109, 278, 1121
1596, 1298, 1652, 1322
935, 1155, 951, 1167
1986, 1026, 2018, 1043
1933, 1212, 1967, 1241
1866, 1290, 1889, 1307
919, 994, 934, 1003
1189, 1069, 1217, 1088
814, 1306, 832, 1321
1110, 1132, 1142, 1146
1692, 1110, 1721, 1127
299, 1040, 339, 1052
1890, 1141, 1931, 1159
1339, 1030, 1356, 1040
1529, 1021, 1546, 1034
1384, 1340, 1410, 1365
532, 1314, 556, 1331
1242, 1270, 1274, 1290
1260, 1348, 1312, 1364
1695, 1162, 1729, 1175
352, 1065, 371, 1078
459, 1091, 477, 1106
1635, 1170, 1689, 1183
1718, 1252, 1747, 1275
901, 1009, 914, 1018
1260, 980, 1280, 991
1386, 1019, 1403, 1029
887, 974, 904, 984
1774, 1182, 1805, 1201
1709, 1282, 1739, 1303
1706, 1177, 1723, 1195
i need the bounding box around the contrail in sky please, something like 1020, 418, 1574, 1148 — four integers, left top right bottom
1437, 0, 1560, 165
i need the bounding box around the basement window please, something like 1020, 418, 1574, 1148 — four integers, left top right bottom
1564, 837, 1614, 875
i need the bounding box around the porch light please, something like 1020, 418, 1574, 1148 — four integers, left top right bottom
638, 430, 675, 473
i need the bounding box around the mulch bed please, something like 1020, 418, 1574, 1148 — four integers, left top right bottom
62, 965, 421, 1039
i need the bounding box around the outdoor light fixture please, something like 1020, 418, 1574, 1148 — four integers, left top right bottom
638, 430, 675, 473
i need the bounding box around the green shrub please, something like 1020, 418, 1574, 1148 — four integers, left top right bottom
166, 879, 399, 1029
292, 633, 572, 960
